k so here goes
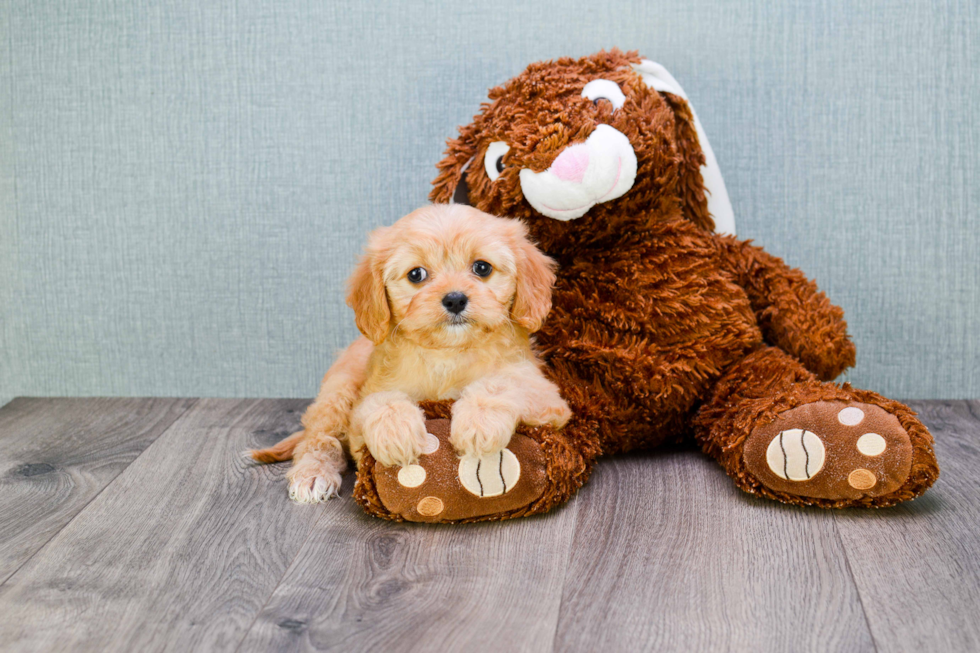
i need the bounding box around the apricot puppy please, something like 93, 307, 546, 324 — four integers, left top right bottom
250, 204, 570, 503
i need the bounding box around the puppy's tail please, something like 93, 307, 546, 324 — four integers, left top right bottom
249, 430, 305, 463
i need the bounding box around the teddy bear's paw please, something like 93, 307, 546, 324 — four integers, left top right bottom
370, 418, 548, 522
742, 401, 913, 501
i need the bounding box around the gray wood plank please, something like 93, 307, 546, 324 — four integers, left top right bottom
554, 448, 874, 653
1, 398, 970, 652
237, 485, 581, 652
834, 400, 980, 652
0, 397, 196, 583
0, 398, 322, 652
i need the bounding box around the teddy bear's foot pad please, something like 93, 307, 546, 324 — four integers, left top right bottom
372, 418, 548, 522
743, 401, 913, 501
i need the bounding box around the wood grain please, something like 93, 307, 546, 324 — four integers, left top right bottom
237, 484, 581, 652
0, 398, 977, 652
0, 398, 319, 651
834, 400, 980, 652
0, 397, 196, 583
553, 448, 875, 653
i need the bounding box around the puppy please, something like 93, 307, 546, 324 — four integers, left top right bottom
250, 204, 571, 502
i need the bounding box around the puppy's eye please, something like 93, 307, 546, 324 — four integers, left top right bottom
582, 79, 626, 110
472, 260, 493, 278
484, 141, 510, 182
407, 267, 428, 283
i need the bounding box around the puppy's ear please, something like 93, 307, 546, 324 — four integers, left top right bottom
346, 229, 392, 344
430, 122, 479, 205
510, 222, 557, 333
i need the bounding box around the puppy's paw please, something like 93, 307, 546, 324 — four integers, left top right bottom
362, 399, 428, 467
451, 398, 517, 458
287, 451, 343, 503
525, 402, 572, 429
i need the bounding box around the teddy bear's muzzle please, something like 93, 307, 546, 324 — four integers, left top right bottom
518, 124, 637, 221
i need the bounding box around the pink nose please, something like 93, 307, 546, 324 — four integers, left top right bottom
549, 145, 590, 183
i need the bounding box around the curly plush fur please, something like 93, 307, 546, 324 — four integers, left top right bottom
350, 49, 938, 518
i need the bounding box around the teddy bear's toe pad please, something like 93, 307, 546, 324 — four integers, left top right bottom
372, 418, 547, 522
743, 401, 913, 500
458, 449, 521, 497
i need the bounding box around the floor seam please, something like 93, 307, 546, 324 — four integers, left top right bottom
233, 509, 326, 652
549, 495, 583, 653
0, 398, 200, 588
833, 514, 880, 653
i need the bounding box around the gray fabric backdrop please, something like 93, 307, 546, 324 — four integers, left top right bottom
1, 0, 977, 405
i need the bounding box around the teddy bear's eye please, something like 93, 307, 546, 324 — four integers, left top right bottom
484, 141, 510, 182
407, 267, 428, 283
582, 79, 626, 110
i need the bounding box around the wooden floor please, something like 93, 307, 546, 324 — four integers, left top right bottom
0, 399, 977, 652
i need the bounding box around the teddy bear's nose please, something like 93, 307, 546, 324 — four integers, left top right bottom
549, 144, 590, 183
441, 292, 468, 314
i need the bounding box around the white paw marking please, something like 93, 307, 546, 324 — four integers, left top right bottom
421, 432, 439, 455
288, 475, 340, 503
458, 449, 521, 497
766, 429, 826, 481
397, 464, 427, 488
857, 432, 887, 456
838, 407, 865, 426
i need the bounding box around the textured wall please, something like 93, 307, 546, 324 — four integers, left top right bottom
1, 0, 977, 401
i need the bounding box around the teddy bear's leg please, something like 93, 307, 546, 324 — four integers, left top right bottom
694, 346, 939, 508
353, 401, 601, 523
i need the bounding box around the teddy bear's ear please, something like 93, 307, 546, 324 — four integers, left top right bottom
631, 60, 736, 236
430, 122, 480, 205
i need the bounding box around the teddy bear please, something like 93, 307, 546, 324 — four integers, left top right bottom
352, 49, 939, 523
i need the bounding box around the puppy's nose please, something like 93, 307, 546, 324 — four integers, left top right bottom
441, 292, 468, 315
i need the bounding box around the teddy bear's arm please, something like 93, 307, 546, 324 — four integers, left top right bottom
717, 236, 856, 381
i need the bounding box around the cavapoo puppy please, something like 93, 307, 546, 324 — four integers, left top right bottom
250, 204, 571, 502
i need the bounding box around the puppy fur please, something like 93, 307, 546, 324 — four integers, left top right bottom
250, 204, 570, 503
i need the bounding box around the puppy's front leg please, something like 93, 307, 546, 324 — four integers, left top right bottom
350, 391, 428, 467
450, 361, 531, 457
451, 392, 518, 458
451, 361, 571, 458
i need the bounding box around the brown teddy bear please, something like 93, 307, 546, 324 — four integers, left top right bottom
353, 49, 939, 522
